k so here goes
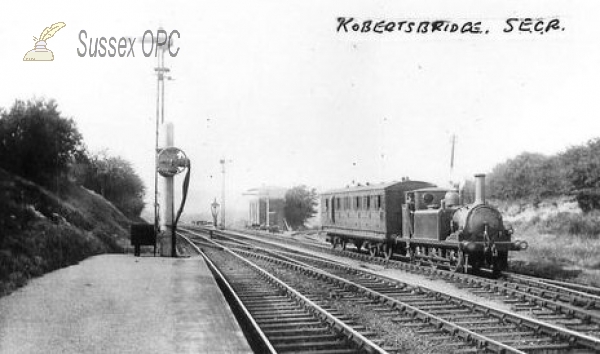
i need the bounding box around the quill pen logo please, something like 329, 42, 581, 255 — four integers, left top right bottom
23, 22, 66, 61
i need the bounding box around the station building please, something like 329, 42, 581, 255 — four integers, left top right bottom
245, 186, 287, 230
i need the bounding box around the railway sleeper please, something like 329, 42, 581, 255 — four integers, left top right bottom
254, 315, 316, 323
249, 306, 303, 313
269, 333, 345, 344
246, 304, 299, 312
262, 327, 337, 337
274, 340, 353, 352
239, 295, 288, 302
426, 308, 472, 315
393, 321, 431, 328
418, 304, 462, 311
482, 330, 536, 339
565, 323, 599, 331
415, 328, 445, 335
391, 316, 424, 324
393, 300, 448, 307
258, 321, 325, 330
284, 350, 357, 354
427, 335, 467, 343
445, 349, 480, 354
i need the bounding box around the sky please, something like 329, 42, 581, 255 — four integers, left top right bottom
3, 1, 600, 222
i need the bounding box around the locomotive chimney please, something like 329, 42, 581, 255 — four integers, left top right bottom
474, 173, 486, 205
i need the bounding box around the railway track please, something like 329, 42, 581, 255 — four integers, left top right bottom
181, 231, 387, 354
189, 226, 600, 339
180, 228, 600, 353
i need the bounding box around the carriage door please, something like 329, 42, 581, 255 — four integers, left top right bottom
331, 196, 336, 223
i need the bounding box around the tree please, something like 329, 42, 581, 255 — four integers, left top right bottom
0, 99, 84, 187
80, 151, 146, 218
487, 152, 563, 200
558, 138, 600, 212
284, 185, 318, 230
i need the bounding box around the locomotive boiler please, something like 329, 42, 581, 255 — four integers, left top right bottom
320, 174, 527, 274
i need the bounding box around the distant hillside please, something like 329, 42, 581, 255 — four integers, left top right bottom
0, 167, 134, 296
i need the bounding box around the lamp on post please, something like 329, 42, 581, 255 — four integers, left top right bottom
211, 198, 220, 229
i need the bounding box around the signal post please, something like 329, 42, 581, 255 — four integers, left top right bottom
159, 123, 175, 257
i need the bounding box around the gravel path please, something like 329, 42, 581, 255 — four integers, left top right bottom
0, 254, 252, 354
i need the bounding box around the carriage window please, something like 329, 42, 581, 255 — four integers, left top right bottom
376, 195, 382, 209
336, 198, 341, 209
366, 196, 371, 210
325, 199, 329, 211
355, 196, 361, 210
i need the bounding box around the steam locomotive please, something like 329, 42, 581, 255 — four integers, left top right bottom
320, 174, 527, 274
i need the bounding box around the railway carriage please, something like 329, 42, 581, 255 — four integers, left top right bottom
321, 174, 527, 274
321, 179, 434, 258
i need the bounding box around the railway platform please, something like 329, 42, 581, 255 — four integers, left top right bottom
0, 254, 253, 354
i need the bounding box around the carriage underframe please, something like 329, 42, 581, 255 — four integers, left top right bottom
327, 232, 509, 274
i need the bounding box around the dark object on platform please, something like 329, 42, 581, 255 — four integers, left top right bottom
130, 224, 157, 257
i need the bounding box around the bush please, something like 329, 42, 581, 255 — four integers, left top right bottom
0, 221, 110, 296
536, 211, 600, 239
79, 152, 146, 218
0, 99, 85, 187
576, 190, 600, 213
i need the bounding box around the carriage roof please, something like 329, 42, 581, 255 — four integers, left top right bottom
321, 180, 435, 196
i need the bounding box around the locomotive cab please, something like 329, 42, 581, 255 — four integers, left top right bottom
402, 188, 457, 242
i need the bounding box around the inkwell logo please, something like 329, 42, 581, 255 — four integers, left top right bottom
23, 22, 66, 61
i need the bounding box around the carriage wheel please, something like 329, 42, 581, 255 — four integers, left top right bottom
449, 250, 465, 273
331, 236, 339, 249
382, 244, 393, 260
354, 241, 363, 252
369, 244, 378, 257
406, 247, 415, 263
340, 239, 347, 251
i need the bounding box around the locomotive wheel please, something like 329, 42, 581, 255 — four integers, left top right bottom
491, 252, 508, 277
382, 244, 393, 260
415, 247, 424, 266
449, 250, 465, 273
470, 257, 482, 274
429, 248, 439, 270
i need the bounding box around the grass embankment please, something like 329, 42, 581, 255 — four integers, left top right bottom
0, 168, 133, 296
496, 197, 600, 286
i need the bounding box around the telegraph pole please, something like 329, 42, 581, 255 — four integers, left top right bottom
450, 134, 456, 172
220, 159, 226, 229
265, 189, 270, 228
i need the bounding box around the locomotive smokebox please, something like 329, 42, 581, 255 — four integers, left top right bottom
474, 174, 486, 205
